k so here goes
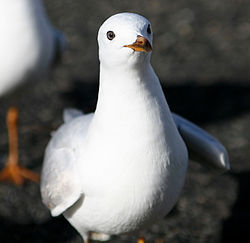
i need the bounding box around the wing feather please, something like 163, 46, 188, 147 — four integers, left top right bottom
172, 113, 230, 171
41, 148, 82, 216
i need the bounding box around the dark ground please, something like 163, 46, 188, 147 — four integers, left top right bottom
0, 0, 250, 242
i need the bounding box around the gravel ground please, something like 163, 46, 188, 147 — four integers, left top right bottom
0, 0, 250, 242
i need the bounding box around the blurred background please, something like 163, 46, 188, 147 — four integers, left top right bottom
0, 0, 250, 242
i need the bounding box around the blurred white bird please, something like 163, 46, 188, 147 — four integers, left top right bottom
0, 0, 66, 185
41, 13, 229, 243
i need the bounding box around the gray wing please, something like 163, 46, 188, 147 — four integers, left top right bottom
172, 113, 230, 171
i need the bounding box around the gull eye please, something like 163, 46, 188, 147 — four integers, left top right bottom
107, 31, 115, 40
147, 24, 151, 34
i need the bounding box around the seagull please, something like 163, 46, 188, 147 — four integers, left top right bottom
41, 13, 229, 243
0, 0, 66, 185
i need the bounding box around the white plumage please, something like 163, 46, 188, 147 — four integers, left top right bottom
0, 0, 65, 96
41, 13, 229, 242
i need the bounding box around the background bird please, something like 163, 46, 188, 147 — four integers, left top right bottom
41, 13, 229, 243
0, 0, 66, 185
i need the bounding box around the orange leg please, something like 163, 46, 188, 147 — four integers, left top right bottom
0, 107, 40, 186
138, 237, 145, 243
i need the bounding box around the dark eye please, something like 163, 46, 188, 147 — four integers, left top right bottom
107, 31, 115, 40
147, 24, 151, 34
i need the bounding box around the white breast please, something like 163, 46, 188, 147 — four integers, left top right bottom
64, 65, 188, 235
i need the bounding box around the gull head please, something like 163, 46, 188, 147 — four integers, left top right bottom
97, 13, 153, 69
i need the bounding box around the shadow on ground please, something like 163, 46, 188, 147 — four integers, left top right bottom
63, 79, 250, 125
0, 216, 79, 243
222, 171, 250, 243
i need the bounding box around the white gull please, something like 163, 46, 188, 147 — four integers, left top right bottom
41, 12, 229, 243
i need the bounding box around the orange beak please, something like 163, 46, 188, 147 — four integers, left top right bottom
124, 35, 152, 52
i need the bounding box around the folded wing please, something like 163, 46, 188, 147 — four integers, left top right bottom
41, 147, 82, 217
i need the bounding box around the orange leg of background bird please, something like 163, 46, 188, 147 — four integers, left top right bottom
0, 107, 40, 186
138, 237, 145, 243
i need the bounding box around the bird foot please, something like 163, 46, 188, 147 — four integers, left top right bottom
0, 107, 40, 186
89, 232, 111, 241
138, 237, 145, 243
0, 162, 40, 186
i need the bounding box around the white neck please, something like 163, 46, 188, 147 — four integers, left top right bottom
97, 61, 159, 110
93, 61, 174, 133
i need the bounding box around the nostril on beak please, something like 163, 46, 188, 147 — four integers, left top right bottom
137, 35, 145, 44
